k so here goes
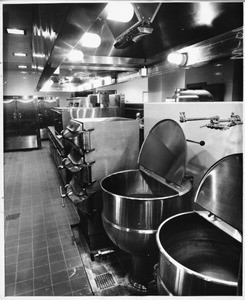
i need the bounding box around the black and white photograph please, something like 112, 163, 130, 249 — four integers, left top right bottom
1, 0, 243, 298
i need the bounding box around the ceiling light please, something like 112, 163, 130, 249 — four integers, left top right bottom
67, 49, 84, 62
107, 2, 134, 23
196, 2, 218, 27
18, 65, 28, 69
7, 28, 25, 35
14, 52, 27, 57
80, 33, 101, 48
33, 53, 45, 58
167, 52, 188, 66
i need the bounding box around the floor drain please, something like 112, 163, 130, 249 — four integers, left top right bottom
94, 272, 116, 290
5, 213, 20, 221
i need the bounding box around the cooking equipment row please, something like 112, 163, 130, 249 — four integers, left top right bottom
48, 116, 242, 296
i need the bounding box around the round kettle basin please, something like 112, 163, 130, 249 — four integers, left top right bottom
156, 211, 241, 295
101, 169, 192, 291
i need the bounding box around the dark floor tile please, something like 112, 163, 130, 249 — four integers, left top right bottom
5, 239, 18, 249
19, 228, 32, 237
6, 228, 20, 237
72, 287, 93, 296
17, 290, 34, 296
5, 246, 18, 257
5, 233, 19, 242
48, 244, 63, 255
64, 248, 80, 260
19, 236, 32, 245
5, 262, 17, 275
49, 252, 65, 265
62, 242, 77, 252
16, 268, 33, 283
34, 264, 50, 278
5, 273, 16, 286
32, 227, 46, 236
51, 270, 69, 284
46, 231, 59, 240
59, 228, 72, 238
69, 276, 90, 292
33, 234, 46, 242
15, 278, 34, 295
34, 274, 51, 290
47, 237, 61, 247
67, 266, 86, 280
33, 239, 47, 250
65, 256, 83, 269
18, 243, 32, 254
18, 250, 33, 262
17, 259, 33, 272
34, 285, 53, 296
33, 247, 48, 258
5, 254, 17, 265
53, 281, 72, 296
60, 235, 73, 245
5, 284, 15, 296
50, 260, 67, 274
34, 255, 49, 268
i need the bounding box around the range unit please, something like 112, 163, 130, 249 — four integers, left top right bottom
38, 97, 60, 139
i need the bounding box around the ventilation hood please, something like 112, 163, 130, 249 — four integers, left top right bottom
3, 2, 243, 92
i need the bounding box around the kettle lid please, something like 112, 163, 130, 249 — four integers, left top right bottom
138, 119, 187, 186
194, 153, 242, 232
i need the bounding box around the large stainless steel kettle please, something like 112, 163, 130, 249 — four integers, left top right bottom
156, 153, 242, 295
101, 119, 193, 291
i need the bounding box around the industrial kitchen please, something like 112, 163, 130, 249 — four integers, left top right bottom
2, 1, 243, 297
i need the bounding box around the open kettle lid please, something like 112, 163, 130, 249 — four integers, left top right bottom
138, 119, 187, 186
194, 153, 243, 233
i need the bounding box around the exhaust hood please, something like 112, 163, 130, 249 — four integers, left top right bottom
4, 2, 242, 92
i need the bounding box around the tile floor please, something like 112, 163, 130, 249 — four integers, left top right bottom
4, 141, 93, 296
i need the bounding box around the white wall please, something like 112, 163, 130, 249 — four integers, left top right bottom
99, 77, 148, 103
3, 70, 70, 106
144, 102, 243, 192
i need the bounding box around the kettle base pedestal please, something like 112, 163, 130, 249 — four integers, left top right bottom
127, 255, 155, 293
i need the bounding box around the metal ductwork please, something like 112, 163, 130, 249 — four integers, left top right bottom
30, 2, 243, 92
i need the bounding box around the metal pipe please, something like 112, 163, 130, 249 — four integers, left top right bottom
186, 139, 205, 146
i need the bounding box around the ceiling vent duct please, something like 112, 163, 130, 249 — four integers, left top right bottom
114, 21, 153, 49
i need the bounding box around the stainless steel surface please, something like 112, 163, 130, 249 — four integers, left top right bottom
101, 119, 192, 290
139, 119, 187, 186
101, 170, 191, 255
3, 4, 243, 92
173, 89, 214, 102
52, 106, 123, 134
156, 211, 241, 295
4, 96, 41, 151
63, 117, 140, 196
194, 153, 242, 232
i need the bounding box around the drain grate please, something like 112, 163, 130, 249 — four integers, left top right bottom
5, 213, 20, 221
94, 272, 116, 290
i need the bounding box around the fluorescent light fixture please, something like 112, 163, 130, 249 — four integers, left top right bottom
80, 33, 101, 48
167, 52, 188, 66
107, 2, 134, 23
196, 2, 218, 26
67, 49, 84, 62
33, 53, 45, 58
18, 65, 28, 69
7, 28, 25, 35
14, 52, 27, 57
